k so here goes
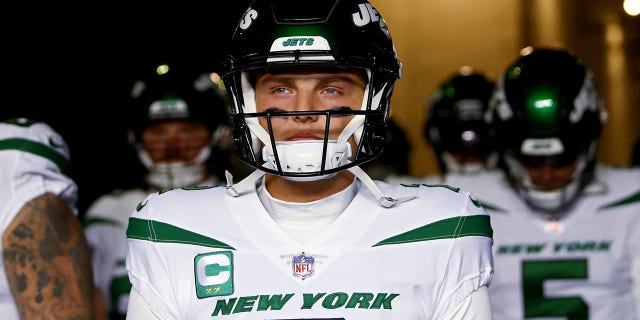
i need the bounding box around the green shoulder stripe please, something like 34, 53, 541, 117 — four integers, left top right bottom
0, 138, 70, 175
476, 199, 507, 213
83, 217, 122, 228
373, 215, 492, 247
126, 217, 235, 250
597, 190, 640, 211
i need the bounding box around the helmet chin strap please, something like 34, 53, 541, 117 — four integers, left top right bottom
224, 166, 415, 208
227, 71, 414, 207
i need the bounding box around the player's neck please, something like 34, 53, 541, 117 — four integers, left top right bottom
264, 171, 355, 202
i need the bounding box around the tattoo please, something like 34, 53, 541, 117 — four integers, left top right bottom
3, 193, 94, 319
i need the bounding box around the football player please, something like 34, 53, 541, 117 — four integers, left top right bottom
425, 67, 497, 175
457, 47, 640, 319
83, 64, 230, 319
125, 1, 495, 319
0, 117, 95, 319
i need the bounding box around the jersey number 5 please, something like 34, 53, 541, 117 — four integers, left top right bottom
522, 259, 588, 320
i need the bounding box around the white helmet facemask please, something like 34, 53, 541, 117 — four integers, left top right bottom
505, 138, 590, 215
137, 145, 211, 189
225, 69, 416, 208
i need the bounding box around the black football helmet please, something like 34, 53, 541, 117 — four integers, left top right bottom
128, 64, 227, 140
221, 0, 401, 179
424, 67, 496, 174
487, 47, 607, 214
127, 62, 230, 188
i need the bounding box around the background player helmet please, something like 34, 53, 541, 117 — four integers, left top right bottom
424, 67, 496, 174
128, 63, 229, 189
487, 47, 607, 214
221, 0, 402, 181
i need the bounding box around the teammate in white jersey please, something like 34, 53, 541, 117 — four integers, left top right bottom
83, 64, 230, 319
125, 1, 495, 319
0, 117, 95, 319
458, 47, 639, 319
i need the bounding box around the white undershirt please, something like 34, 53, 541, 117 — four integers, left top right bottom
256, 177, 358, 244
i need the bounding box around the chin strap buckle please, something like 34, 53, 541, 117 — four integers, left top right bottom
347, 166, 417, 208
378, 196, 417, 208
225, 169, 266, 197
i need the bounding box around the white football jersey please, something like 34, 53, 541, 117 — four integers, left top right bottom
445, 166, 640, 320
0, 118, 77, 319
126, 181, 494, 319
84, 176, 221, 317
84, 188, 149, 317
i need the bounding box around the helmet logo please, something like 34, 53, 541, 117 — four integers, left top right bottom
352, 3, 380, 27
239, 8, 258, 30
281, 37, 314, 47
570, 75, 603, 124
521, 137, 564, 156
148, 99, 190, 119
268, 36, 334, 62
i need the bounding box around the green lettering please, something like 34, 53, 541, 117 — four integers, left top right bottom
566, 242, 582, 252
553, 243, 563, 252
301, 293, 325, 309
497, 245, 510, 254
322, 292, 348, 309
525, 243, 545, 253
345, 292, 374, 308
256, 294, 294, 311
598, 241, 611, 251
581, 241, 596, 251
212, 298, 236, 316
371, 293, 400, 309
233, 296, 257, 313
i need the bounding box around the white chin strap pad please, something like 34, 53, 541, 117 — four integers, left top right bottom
261, 140, 352, 181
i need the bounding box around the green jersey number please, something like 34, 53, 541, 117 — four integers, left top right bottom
110, 275, 132, 318
522, 259, 588, 320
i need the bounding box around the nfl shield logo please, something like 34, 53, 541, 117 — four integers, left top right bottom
292, 252, 314, 280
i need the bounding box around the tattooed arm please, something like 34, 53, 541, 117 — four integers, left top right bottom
2, 193, 95, 320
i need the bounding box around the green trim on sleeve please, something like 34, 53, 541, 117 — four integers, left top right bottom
597, 190, 640, 211
126, 217, 235, 250
0, 138, 70, 175
372, 215, 493, 247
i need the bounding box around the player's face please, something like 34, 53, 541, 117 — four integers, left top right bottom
524, 163, 576, 191
452, 152, 487, 165
142, 120, 210, 164
254, 69, 366, 143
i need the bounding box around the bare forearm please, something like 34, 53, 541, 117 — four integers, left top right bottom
3, 193, 94, 319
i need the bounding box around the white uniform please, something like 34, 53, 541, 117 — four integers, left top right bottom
0, 118, 78, 319
85, 176, 220, 318
84, 188, 149, 317
126, 181, 494, 319
445, 166, 640, 320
